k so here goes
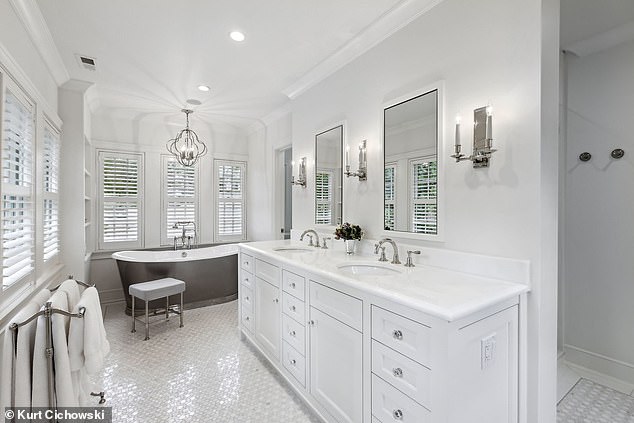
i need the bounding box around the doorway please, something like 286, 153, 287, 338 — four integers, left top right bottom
276, 147, 293, 239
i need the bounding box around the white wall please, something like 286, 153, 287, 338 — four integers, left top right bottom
562, 40, 634, 381
251, 0, 559, 420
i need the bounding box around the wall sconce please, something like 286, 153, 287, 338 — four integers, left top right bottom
291, 157, 307, 187
451, 105, 496, 168
345, 140, 367, 181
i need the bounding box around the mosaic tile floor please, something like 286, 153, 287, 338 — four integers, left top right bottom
99, 301, 321, 423
558, 379, 634, 422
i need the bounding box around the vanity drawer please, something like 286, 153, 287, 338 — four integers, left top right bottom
256, 258, 280, 286
241, 285, 254, 314
240, 253, 254, 273
282, 291, 305, 323
282, 314, 305, 355
372, 375, 430, 423
372, 340, 431, 408
241, 308, 254, 333
309, 281, 362, 331
282, 270, 306, 301
282, 341, 306, 387
372, 306, 431, 366
240, 271, 254, 289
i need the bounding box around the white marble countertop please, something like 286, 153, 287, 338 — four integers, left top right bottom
240, 240, 529, 322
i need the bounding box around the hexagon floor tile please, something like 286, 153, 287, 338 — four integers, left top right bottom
98, 301, 321, 423
558, 378, 634, 422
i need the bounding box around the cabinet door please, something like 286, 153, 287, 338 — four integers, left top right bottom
309, 307, 363, 423
255, 277, 280, 360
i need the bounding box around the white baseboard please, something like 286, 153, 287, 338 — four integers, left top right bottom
563, 345, 634, 395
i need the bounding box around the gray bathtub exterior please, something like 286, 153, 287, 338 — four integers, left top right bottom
114, 249, 238, 315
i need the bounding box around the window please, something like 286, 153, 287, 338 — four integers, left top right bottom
384, 164, 396, 230
162, 156, 197, 245
1, 86, 35, 289
98, 151, 143, 250
315, 170, 333, 225
42, 122, 60, 262
410, 157, 437, 234
215, 160, 246, 241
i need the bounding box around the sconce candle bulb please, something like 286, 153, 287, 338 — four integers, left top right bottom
454, 115, 461, 148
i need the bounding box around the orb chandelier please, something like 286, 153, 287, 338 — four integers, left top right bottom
166, 109, 207, 167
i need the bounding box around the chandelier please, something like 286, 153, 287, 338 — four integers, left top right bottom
166, 109, 207, 167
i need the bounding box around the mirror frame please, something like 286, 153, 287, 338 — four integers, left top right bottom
314, 122, 345, 230
381, 81, 445, 241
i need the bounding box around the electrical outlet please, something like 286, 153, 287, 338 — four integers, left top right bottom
481, 333, 496, 370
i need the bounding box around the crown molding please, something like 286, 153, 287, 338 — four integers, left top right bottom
9, 0, 69, 86
281, 0, 445, 100
564, 20, 634, 57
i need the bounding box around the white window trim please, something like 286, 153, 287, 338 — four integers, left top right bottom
42, 119, 60, 265
160, 155, 199, 246
214, 159, 247, 242
97, 150, 144, 251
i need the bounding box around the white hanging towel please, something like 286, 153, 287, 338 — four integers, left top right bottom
56, 279, 82, 312
68, 287, 110, 405
0, 289, 51, 410
31, 291, 78, 407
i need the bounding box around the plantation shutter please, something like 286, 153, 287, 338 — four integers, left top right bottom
42, 123, 60, 261
410, 158, 437, 234
384, 165, 396, 230
163, 157, 197, 243
1, 89, 35, 288
315, 171, 333, 225
215, 160, 246, 241
99, 151, 142, 248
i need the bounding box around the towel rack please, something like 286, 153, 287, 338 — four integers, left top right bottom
50, 275, 94, 291
8, 277, 105, 418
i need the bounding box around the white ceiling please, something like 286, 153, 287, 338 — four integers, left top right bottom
35, 0, 408, 133
561, 0, 634, 55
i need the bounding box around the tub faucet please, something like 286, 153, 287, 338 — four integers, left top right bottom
374, 238, 401, 264
300, 229, 320, 248
172, 221, 198, 250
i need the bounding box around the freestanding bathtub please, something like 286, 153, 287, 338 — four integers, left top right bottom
112, 244, 238, 315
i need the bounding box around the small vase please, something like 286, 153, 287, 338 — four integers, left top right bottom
344, 239, 357, 255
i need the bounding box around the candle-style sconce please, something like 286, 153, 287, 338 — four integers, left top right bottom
451, 105, 497, 168
345, 140, 367, 181
291, 157, 307, 187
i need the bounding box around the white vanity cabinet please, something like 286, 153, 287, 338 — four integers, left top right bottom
309, 282, 363, 423
238, 245, 524, 423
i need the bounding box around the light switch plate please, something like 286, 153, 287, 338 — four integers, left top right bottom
481, 333, 497, 370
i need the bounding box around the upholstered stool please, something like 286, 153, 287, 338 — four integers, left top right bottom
129, 277, 185, 340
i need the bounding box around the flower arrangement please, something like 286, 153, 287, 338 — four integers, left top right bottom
334, 222, 363, 241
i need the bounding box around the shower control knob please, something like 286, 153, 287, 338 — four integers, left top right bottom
393, 409, 403, 420
392, 329, 403, 340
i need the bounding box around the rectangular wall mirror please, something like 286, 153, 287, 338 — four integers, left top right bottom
384, 88, 439, 235
315, 125, 343, 226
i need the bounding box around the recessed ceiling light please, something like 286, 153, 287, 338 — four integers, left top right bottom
230, 31, 245, 42
186, 99, 202, 106
197, 85, 210, 92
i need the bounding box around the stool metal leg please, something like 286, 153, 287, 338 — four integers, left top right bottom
131, 295, 136, 333
144, 300, 150, 341
166, 296, 169, 320
179, 292, 184, 328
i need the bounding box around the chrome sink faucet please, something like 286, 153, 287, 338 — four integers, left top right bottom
374, 238, 401, 264
300, 229, 321, 248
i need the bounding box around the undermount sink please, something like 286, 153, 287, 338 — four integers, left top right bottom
337, 263, 402, 277
273, 247, 314, 253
